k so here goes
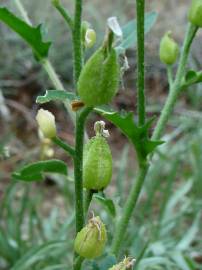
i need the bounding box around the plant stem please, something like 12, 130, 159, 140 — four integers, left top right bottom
73, 256, 84, 270
42, 59, 75, 123
110, 23, 198, 257
73, 0, 83, 87
73, 107, 92, 234
84, 189, 94, 216
111, 163, 149, 255
136, 0, 146, 126
152, 23, 198, 140
14, 0, 32, 25
52, 137, 75, 157
52, 1, 74, 30
13, 0, 76, 124
72, 1, 87, 269
167, 65, 173, 88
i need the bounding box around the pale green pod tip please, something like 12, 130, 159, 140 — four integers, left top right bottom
159, 31, 179, 65
108, 257, 135, 270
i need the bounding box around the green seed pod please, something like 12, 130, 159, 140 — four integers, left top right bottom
159, 31, 179, 65
78, 47, 120, 106
188, 0, 202, 27
74, 216, 107, 259
108, 257, 135, 270
83, 135, 112, 190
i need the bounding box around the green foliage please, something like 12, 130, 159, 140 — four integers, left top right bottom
0, 119, 202, 269
1, 0, 202, 270
0, 7, 51, 59
93, 194, 116, 217
11, 241, 69, 270
82, 254, 117, 270
116, 12, 157, 52
95, 107, 164, 164
36, 90, 76, 104
182, 69, 202, 88
12, 160, 68, 182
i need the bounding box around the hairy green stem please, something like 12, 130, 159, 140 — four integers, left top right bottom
167, 65, 173, 88
73, 0, 83, 86
73, 256, 84, 270
14, 0, 32, 25
72, 2, 86, 269
152, 23, 198, 140
111, 164, 149, 255
42, 59, 75, 123
52, 0, 74, 30
84, 189, 94, 216
111, 23, 198, 256
73, 107, 91, 233
136, 0, 146, 126
52, 137, 75, 157
73, 108, 91, 270
14, 0, 75, 124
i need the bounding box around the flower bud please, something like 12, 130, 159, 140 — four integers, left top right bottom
51, 0, 60, 6
159, 31, 179, 65
36, 109, 56, 139
74, 216, 107, 259
109, 257, 135, 270
78, 47, 120, 106
188, 0, 202, 27
83, 128, 112, 190
85, 28, 96, 48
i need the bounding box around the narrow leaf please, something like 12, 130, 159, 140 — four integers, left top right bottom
98, 254, 117, 270
36, 90, 76, 104
12, 160, 67, 182
11, 241, 68, 270
93, 194, 116, 217
0, 7, 51, 59
117, 12, 157, 51
176, 213, 201, 251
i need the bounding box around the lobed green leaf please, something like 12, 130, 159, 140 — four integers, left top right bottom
95, 107, 163, 163
0, 7, 51, 59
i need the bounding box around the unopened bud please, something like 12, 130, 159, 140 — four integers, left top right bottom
85, 28, 96, 48
52, 0, 60, 6
188, 0, 202, 27
36, 109, 56, 139
159, 31, 179, 65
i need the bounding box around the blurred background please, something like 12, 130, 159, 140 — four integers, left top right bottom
0, 0, 202, 269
